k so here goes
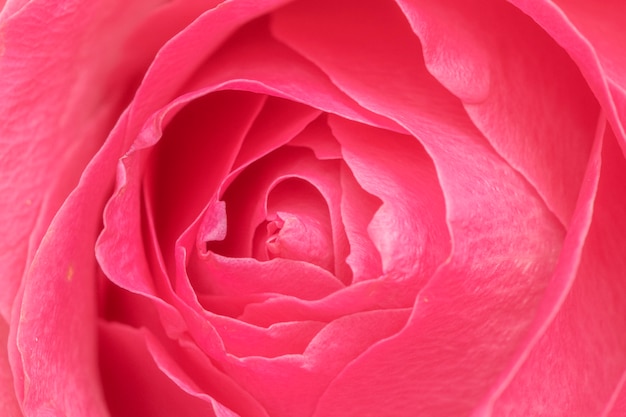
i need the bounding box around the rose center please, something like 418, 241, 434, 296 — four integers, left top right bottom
252, 178, 335, 272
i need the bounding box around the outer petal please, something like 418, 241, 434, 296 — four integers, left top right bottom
0, 318, 21, 417
0, 0, 159, 321
397, 0, 599, 225
486, 123, 626, 416
507, 0, 626, 154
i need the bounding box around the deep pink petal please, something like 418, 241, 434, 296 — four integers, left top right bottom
287, 116, 383, 281
507, 0, 626, 154
0, 318, 21, 417
288, 115, 343, 160
487, 124, 626, 416
193, 254, 343, 301
144, 174, 331, 361
219, 308, 411, 417
8, 140, 118, 415
200, 145, 351, 282
0, 0, 159, 321
543, 0, 626, 93
145, 332, 271, 417
147, 90, 266, 270
180, 17, 402, 133
397, 0, 598, 225
338, 165, 384, 282
273, 1, 565, 414
603, 371, 626, 417
231, 97, 323, 173
469, 114, 604, 414
99, 322, 221, 417
124, 0, 296, 141
237, 277, 417, 327
329, 116, 449, 282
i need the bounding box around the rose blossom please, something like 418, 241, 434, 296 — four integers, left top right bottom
1, 0, 626, 416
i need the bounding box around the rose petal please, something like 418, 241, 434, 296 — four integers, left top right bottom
238, 277, 417, 327
99, 321, 225, 417
147, 90, 267, 270
397, 0, 599, 225
288, 115, 343, 160
543, 0, 626, 93
219, 308, 411, 417
0, 0, 158, 320
0, 317, 21, 417
272, 1, 564, 414
144, 168, 333, 360
180, 17, 403, 133
199, 145, 351, 283
603, 371, 626, 417
328, 116, 449, 282
487, 123, 626, 416
9, 144, 115, 415
125, 0, 296, 140
507, 0, 626, 154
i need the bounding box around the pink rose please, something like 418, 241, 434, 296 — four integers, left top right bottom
2, 0, 626, 416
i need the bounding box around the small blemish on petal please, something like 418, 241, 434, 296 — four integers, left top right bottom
66, 265, 74, 281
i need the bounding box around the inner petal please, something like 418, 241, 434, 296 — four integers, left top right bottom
253, 178, 334, 272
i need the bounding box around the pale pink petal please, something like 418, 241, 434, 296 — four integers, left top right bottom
397, 0, 599, 225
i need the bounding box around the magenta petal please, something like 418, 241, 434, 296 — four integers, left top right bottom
397, 0, 598, 224
488, 124, 626, 416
